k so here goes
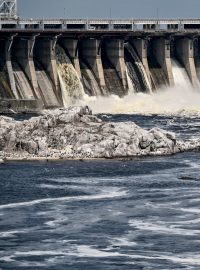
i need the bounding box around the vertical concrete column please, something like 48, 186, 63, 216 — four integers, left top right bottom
35, 38, 61, 98
176, 37, 199, 87
131, 38, 151, 86
104, 39, 128, 91
13, 37, 41, 100
59, 38, 81, 78
152, 38, 174, 86
5, 38, 19, 99
80, 39, 106, 95
194, 39, 200, 81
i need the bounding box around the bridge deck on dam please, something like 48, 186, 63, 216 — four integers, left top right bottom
1, 19, 200, 36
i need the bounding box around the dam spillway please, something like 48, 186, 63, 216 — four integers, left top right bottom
1, 19, 200, 110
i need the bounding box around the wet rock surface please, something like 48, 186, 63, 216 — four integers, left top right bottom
0, 106, 199, 160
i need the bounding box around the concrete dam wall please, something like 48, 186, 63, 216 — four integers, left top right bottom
1, 19, 200, 110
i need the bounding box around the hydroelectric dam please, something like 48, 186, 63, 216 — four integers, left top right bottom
1, 17, 200, 111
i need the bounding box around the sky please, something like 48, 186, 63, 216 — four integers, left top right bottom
18, 0, 200, 19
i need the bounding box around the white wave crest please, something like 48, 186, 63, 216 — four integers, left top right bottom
0, 189, 127, 210
129, 219, 199, 236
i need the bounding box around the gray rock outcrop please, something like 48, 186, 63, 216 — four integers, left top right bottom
0, 106, 199, 160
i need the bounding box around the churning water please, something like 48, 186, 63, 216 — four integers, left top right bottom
54, 41, 200, 117
75, 86, 200, 115
74, 56, 200, 115
1, 113, 200, 270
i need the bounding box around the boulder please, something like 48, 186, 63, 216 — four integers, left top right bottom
0, 106, 199, 159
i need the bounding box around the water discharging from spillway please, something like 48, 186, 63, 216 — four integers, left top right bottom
37, 42, 200, 114
76, 86, 200, 115
76, 57, 200, 114
80, 61, 103, 97
125, 43, 152, 93
56, 45, 85, 107
171, 58, 192, 87
126, 66, 135, 93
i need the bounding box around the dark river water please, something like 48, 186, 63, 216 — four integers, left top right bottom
1, 114, 200, 270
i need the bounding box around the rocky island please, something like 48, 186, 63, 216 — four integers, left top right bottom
0, 106, 199, 161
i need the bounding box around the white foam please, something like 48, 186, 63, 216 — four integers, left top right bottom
0, 189, 127, 210
45, 217, 69, 227
70, 245, 122, 258
172, 217, 200, 225
39, 184, 92, 194
15, 250, 65, 257
187, 161, 200, 169
111, 237, 137, 247
127, 252, 200, 266
0, 256, 15, 262
13, 246, 121, 259
127, 253, 200, 266
12, 247, 200, 266
66, 245, 200, 266
0, 229, 30, 238
190, 198, 200, 202
158, 253, 200, 266
180, 207, 200, 214
38, 184, 73, 190
48, 176, 128, 184
129, 219, 199, 236
75, 86, 200, 115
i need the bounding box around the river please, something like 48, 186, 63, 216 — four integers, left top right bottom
1, 113, 200, 270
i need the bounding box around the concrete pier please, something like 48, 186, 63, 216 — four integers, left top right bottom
104, 38, 128, 92
175, 37, 200, 87
0, 40, 13, 98
194, 40, 200, 82
80, 39, 106, 95
151, 38, 174, 86
34, 37, 62, 103
12, 37, 41, 100
5, 38, 19, 99
33, 38, 62, 108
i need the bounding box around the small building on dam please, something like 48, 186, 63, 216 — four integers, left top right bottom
1, 16, 200, 111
